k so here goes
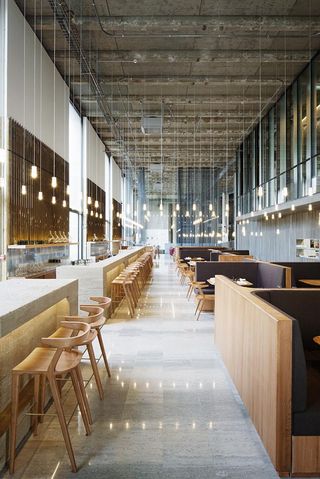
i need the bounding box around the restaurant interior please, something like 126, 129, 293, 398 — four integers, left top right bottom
2, 1, 320, 478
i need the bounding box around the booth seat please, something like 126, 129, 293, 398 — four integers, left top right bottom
273, 262, 320, 287
195, 261, 287, 293
215, 277, 320, 476
254, 289, 320, 437
209, 250, 250, 261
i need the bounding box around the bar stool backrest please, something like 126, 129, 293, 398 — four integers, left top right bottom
41, 321, 91, 373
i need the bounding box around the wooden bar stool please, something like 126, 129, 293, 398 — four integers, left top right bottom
89, 296, 112, 378
51, 306, 106, 400
10, 322, 91, 474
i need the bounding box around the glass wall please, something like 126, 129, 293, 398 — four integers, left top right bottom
237, 54, 320, 215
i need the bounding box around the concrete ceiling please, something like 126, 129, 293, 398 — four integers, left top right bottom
15, 0, 320, 199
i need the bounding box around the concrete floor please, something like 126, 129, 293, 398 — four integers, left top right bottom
7, 255, 283, 479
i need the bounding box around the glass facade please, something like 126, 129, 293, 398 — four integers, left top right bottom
237, 55, 320, 215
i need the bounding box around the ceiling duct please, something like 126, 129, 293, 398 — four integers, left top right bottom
141, 116, 163, 135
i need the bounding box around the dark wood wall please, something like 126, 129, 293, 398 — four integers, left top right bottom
8, 119, 69, 245
112, 198, 122, 240
87, 178, 106, 240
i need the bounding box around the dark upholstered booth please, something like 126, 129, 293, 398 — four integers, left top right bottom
253, 289, 320, 437
195, 261, 288, 293
273, 262, 320, 287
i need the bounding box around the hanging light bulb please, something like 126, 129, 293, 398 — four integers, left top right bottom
308, 204, 313, 211
66, 185, 70, 196
51, 195, 56, 205
283, 186, 288, 197
31, 165, 38, 179
21, 184, 27, 195
185, 210, 190, 217
278, 212, 282, 219
51, 176, 57, 188
87, 196, 92, 205
38, 191, 43, 201
90, 210, 94, 216
159, 202, 163, 211
212, 210, 216, 218
257, 186, 263, 197
276, 228, 280, 235
62, 199, 67, 208
176, 203, 180, 211
173, 211, 176, 217
199, 211, 202, 217
209, 203, 213, 211
95, 200, 99, 209
95, 212, 98, 218
192, 203, 196, 211
143, 203, 147, 211
291, 204, 295, 211
99, 213, 103, 219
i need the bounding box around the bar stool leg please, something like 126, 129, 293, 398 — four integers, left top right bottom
87, 342, 104, 400
39, 374, 46, 423
47, 374, 77, 473
32, 375, 40, 436
97, 328, 111, 378
75, 365, 93, 426
70, 369, 91, 436
9, 373, 20, 474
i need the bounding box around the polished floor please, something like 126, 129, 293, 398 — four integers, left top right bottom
6, 255, 282, 479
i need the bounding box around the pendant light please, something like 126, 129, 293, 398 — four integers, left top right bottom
38, 191, 43, 201
52, 4, 57, 201
143, 203, 147, 211
95, 200, 99, 209
21, 184, 27, 195
62, 199, 67, 208
186, 210, 190, 217
209, 203, 213, 211
31, 165, 38, 179
87, 196, 92, 205
51, 195, 56, 205
192, 203, 196, 211
176, 203, 180, 211
51, 176, 57, 188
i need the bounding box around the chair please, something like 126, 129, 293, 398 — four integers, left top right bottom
10, 322, 91, 474
51, 306, 106, 400
195, 285, 215, 320
89, 296, 112, 377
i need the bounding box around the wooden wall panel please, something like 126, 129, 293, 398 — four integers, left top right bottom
8, 119, 69, 244
87, 178, 106, 241
112, 198, 122, 240
215, 276, 292, 475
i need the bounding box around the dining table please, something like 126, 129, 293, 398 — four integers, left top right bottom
299, 279, 320, 287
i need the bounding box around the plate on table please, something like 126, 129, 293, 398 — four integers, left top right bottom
207, 277, 215, 285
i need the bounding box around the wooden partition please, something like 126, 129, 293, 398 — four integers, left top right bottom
218, 254, 253, 262
215, 276, 292, 476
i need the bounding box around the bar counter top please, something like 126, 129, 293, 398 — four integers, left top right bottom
56, 246, 147, 305
0, 278, 78, 337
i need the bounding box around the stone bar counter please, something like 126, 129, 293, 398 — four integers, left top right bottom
56, 246, 146, 306
0, 278, 78, 470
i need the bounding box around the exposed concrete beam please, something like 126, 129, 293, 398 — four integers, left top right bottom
78, 94, 272, 104
88, 112, 256, 119
100, 131, 243, 138
52, 49, 312, 63
31, 15, 320, 33
68, 75, 288, 87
